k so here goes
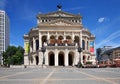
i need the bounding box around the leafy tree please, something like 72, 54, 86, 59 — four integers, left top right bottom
2, 46, 24, 67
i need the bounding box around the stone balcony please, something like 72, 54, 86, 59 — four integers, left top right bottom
45, 43, 78, 50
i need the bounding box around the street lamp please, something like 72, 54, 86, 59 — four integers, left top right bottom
78, 46, 82, 68
41, 47, 46, 68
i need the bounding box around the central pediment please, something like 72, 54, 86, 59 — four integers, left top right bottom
46, 12, 74, 17
37, 11, 82, 18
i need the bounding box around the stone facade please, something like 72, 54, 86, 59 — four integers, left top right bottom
23, 9, 95, 66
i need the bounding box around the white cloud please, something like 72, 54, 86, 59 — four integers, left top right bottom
96, 30, 120, 48
98, 17, 105, 23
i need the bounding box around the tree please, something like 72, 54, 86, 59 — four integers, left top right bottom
2, 46, 24, 67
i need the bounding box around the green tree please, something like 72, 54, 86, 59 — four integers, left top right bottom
2, 46, 24, 67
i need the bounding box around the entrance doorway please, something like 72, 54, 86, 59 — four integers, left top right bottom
35, 56, 39, 65
49, 52, 55, 66
58, 52, 64, 66
68, 52, 74, 66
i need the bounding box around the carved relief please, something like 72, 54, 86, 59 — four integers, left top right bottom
50, 19, 73, 26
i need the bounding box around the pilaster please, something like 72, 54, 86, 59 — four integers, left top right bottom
72, 32, 74, 41
80, 31, 83, 64
80, 31, 82, 48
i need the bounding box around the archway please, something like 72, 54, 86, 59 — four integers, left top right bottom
68, 52, 74, 66
50, 35, 56, 45
48, 52, 55, 66
58, 36, 63, 45
66, 36, 72, 45
35, 56, 39, 65
58, 52, 64, 66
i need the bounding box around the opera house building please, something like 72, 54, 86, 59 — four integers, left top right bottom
23, 7, 96, 67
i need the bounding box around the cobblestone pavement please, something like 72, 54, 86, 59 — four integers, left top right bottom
0, 67, 120, 84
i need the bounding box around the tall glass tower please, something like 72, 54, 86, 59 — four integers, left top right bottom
0, 10, 9, 65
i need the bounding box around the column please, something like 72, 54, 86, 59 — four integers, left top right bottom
47, 32, 50, 44
72, 32, 74, 42
65, 49, 68, 66
55, 49, 58, 66
33, 37, 36, 52
38, 52, 41, 65
75, 49, 79, 65
63, 35, 66, 46
85, 37, 87, 51
45, 51, 48, 65
39, 31, 42, 48
80, 31, 82, 48
55, 34, 58, 46
63, 32, 66, 40
88, 39, 90, 52
80, 31, 83, 64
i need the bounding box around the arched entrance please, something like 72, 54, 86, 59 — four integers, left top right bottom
68, 52, 74, 66
58, 52, 64, 66
48, 52, 55, 66
35, 56, 39, 65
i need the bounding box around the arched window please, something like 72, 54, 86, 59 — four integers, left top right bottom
42, 36, 47, 46
74, 36, 79, 46
50, 35, 55, 45
82, 40, 85, 50
58, 36, 63, 45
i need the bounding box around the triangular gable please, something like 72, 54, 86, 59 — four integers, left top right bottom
38, 11, 81, 18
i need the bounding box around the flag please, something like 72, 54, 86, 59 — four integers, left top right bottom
25, 43, 30, 53
90, 47, 94, 52
90, 41, 94, 52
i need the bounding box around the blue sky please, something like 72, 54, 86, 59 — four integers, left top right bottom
0, 0, 120, 48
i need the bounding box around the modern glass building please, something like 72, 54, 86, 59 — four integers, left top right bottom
0, 10, 9, 65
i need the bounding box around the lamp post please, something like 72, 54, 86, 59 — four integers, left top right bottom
41, 47, 46, 68
78, 46, 82, 68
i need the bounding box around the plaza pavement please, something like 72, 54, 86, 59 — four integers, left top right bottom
0, 67, 120, 84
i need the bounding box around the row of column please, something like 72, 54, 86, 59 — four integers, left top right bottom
38, 31, 83, 47
29, 31, 91, 53
45, 49, 70, 66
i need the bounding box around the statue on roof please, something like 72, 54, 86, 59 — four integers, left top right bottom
57, 4, 62, 11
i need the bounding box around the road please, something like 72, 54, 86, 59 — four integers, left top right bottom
0, 67, 120, 84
